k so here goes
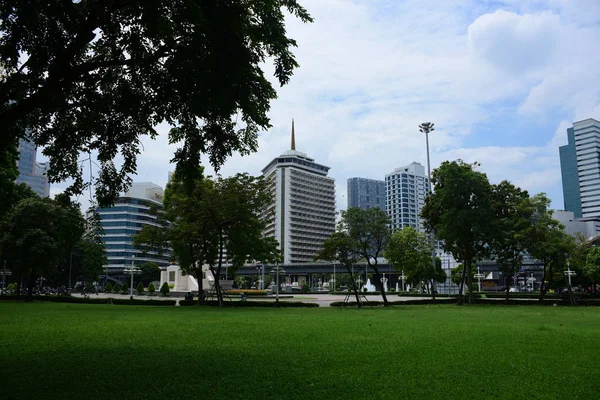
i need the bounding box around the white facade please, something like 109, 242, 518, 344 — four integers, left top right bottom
262, 124, 336, 264
574, 118, 600, 218
385, 162, 430, 233
160, 264, 234, 293
97, 182, 172, 273
552, 210, 600, 239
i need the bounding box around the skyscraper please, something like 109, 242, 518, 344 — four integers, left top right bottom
385, 162, 430, 233
96, 182, 172, 275
262, 120, 336, 264
560, 118, 600, 219
16, 135, 50, 197
347, 177, 386, 210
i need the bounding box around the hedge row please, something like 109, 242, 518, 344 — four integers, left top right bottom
331, 299, 457, 307
330, 298, 600, 307
0, 295, 176, 306
179, 300, 319, 308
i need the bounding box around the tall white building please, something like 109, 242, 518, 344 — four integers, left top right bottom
96, 182, 172, 275
262, 121, 336, 264
385, 162, 430, 233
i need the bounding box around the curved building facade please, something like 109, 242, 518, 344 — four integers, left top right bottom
96, 182, 172, 275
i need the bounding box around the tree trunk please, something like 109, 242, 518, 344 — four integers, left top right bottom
26, 267, 36, 301
465, 259, 474, 304
567, 281, 576, 306
347, 266, 361, 308
457, 262, 467, 305
539, 261, 547, 302
210, 265, 223, 308
195, 269, 204, 306
431, 280, 436, 303
504, 268, 511, 304
374, 269, 388, 305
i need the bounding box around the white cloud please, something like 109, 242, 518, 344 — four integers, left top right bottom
43, 0, 600, 213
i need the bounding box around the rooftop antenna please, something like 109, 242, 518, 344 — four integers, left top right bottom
291, 119, 296, 151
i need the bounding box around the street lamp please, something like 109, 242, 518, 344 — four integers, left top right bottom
474, 267, 485, 293
269, 264, 286, 304
123, 254, 141, 299
564, 266, 576, 288
419, 122, 437, 269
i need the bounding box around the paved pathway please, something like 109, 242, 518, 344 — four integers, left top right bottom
72, 292, 443, 307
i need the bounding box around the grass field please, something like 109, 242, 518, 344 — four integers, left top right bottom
0, 303, 599, 399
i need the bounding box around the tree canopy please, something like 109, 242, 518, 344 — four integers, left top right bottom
421, 160, 495, 304
317, 230, 364, 306
385, 226, 432, 287
0, 196, 88, 297
490, 180, 532, 300
340, 207, 391, 304
135, 169, 279, 306
0, 0, 312, 205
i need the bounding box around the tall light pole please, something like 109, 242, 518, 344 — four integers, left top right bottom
419, 122, 437, 273
123, 254, 140, 300
419, 122, 435, 192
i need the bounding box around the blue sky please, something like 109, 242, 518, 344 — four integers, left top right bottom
48, 0, 600, 211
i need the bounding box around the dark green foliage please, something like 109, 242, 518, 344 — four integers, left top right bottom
0, 0, 312, 205
335, 207, 391, 304
105, 282, 112, 293
159, 282, 170, 296
138, 262, 160, 286
421, 160, 495, 304
148, 282, 156, 295
112, 283, 121, 294
121, 282, 128, 294
110, 299, 176, 306
136, 282, 144, 295
0, 196, 86, 298
301, 284, 309, 293
179, 300, 319, 308
136, 170, 280, 307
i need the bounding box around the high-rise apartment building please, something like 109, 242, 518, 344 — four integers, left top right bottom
262, 121, 336, 264
347, 177, 386, 210
16, 135, 50, 197
385, 162, 430, 233
96, 182, 172, 275
560, 118, 600, 219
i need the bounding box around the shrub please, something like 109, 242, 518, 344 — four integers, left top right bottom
110, 298, 176, 306
226, 289, 267, 296
179, 299, 196, 306
121, 282, 129, 294
105, 282, 113, 293
388, 288, 396, 293
160, 282, 170, 296
113, 283, 121, 293
136, 282, 144, 295
168, 283, 175, 289
148, 283, 156, 296
301, 284, 310, 293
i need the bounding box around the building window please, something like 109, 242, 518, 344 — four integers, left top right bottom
169, 271, 176, 282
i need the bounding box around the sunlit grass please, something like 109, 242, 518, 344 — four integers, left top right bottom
0, 303, 598, 399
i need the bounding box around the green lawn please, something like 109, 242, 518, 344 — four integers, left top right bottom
0, 303, 599, 399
